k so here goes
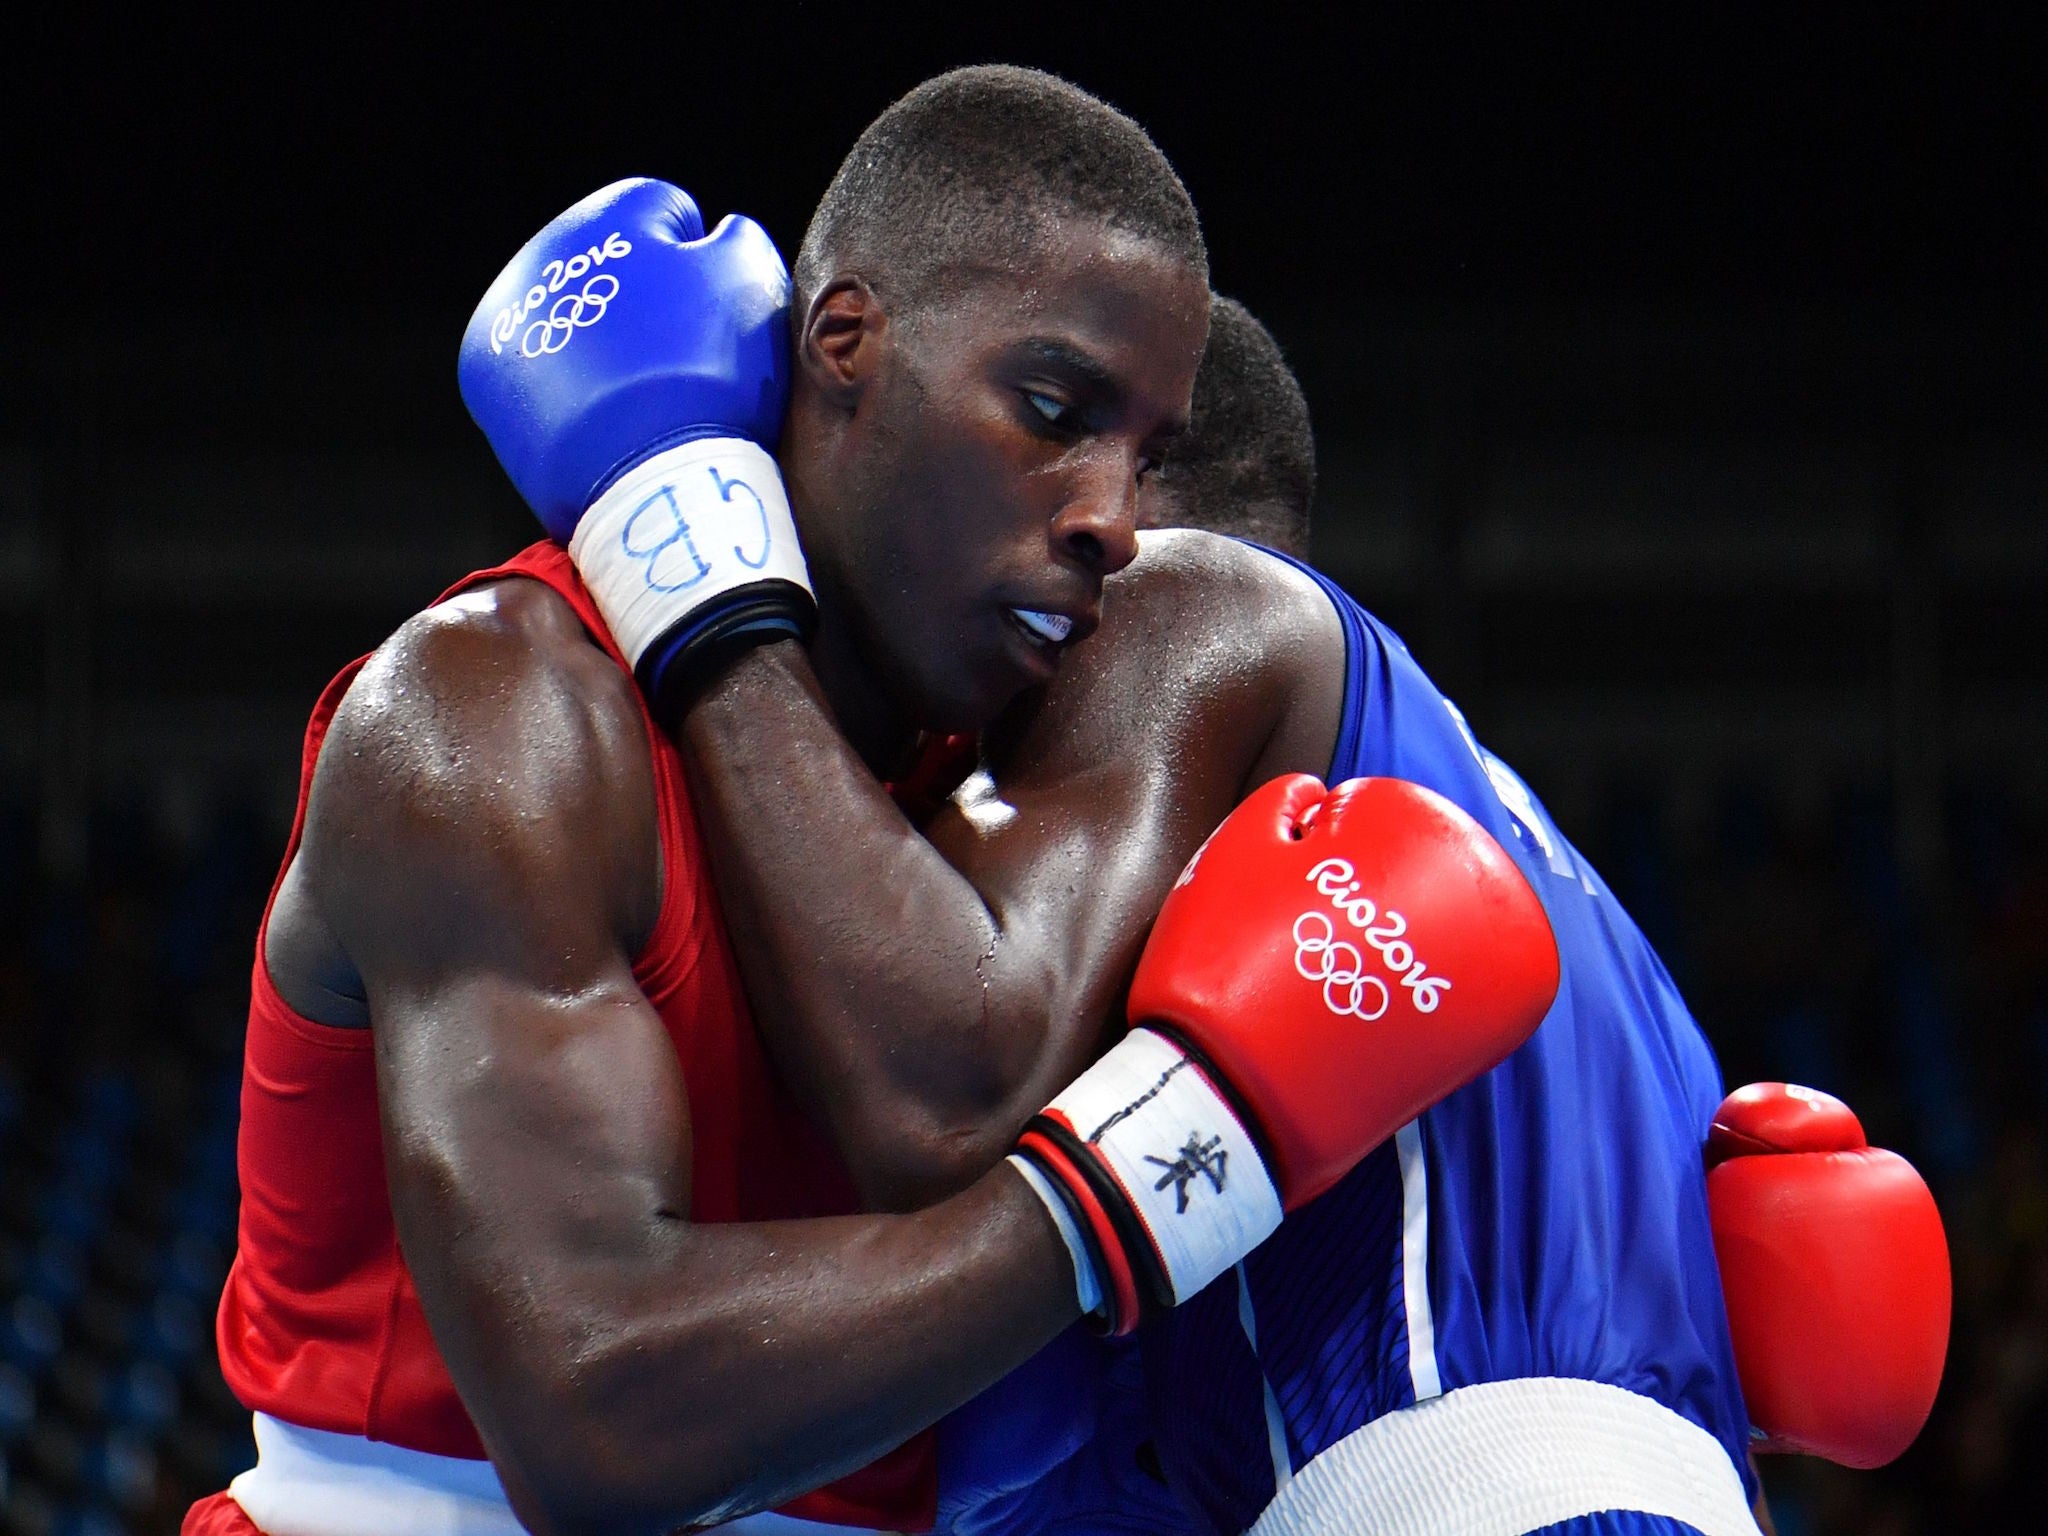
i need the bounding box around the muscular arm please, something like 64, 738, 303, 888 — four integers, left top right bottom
681, 532, 1345, 1209
299, 585, 1076, 1536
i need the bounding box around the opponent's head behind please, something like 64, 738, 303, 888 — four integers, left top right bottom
1139, 294, 1314, 558
781, 65, 1211, 735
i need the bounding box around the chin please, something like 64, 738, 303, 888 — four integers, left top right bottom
899, 660, 1023, 737
906, 686, 1009, 738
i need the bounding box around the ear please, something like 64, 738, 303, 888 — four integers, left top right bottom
798, 276, 887, 408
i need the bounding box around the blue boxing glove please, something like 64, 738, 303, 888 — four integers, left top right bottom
459, 178, 812, 718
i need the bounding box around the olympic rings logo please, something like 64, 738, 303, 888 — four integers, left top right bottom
519, 273, 621, 357
1296, 856, 1453, 1015
1293, 911, 1391, 1021
487, 229, 634, 356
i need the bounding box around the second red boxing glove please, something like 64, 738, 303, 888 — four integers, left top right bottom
1706, 1082, 1951, 1468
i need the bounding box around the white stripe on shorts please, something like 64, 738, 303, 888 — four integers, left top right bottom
1395, 1119, 1442, 1402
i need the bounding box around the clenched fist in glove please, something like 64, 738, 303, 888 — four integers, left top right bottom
460, 179, 809, 721
1013, 775, 1561, 1334
1707, 1082, 1950, 1467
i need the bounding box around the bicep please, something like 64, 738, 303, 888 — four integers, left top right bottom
300, 599, 688, 1320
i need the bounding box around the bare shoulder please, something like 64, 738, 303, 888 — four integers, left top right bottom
1124, 526, 1336, 612
291, 577, 661, 999
1013, 529, 1344, 789
1114, 532, 1335, 671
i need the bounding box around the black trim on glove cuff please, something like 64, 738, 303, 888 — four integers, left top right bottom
639, 580, 818, 730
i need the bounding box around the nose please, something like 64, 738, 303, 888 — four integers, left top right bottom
1050, 454, 1141, 579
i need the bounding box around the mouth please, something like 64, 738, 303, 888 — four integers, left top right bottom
1007, 606, 1074, 645
998, 603, 1084, 683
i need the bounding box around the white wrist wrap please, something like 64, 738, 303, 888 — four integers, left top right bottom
567, 437, 810, 669
1007, 1154, 1106, 1319
1044, 1028, 1283, 1305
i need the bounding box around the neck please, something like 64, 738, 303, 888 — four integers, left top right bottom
780, 394, 924, 778
804, 592, 921, 779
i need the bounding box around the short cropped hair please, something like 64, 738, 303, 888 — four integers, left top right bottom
1144, 294, 1315, 556
795, 66, 1206, 311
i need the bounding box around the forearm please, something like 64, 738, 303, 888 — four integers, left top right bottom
426, 1164, 1076, 1535
681, 644, 1112, 1202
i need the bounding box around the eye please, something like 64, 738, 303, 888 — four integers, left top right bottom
1023, 390, 1072, 428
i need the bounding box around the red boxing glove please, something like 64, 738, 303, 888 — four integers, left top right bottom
1013, 775, 1560, 1334
1706, 1082, 1951, 1467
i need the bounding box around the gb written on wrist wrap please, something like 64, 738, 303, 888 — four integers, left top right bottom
569, 437, 812, 698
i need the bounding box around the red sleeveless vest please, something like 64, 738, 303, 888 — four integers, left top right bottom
214, 542, 934, 1529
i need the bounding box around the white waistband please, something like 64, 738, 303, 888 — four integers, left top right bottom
1247, 1379, 1760, 1536
228, 1413, 873, 1536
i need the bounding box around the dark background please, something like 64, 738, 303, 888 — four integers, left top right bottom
3, 6, 2044, 1533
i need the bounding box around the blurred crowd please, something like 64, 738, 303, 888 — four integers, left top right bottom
0, 755, 2042, 1534
0, 786, 269, 1535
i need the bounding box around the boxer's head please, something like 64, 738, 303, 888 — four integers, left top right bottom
1138, 295, 1315, 558
781, 66, 1209, 743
